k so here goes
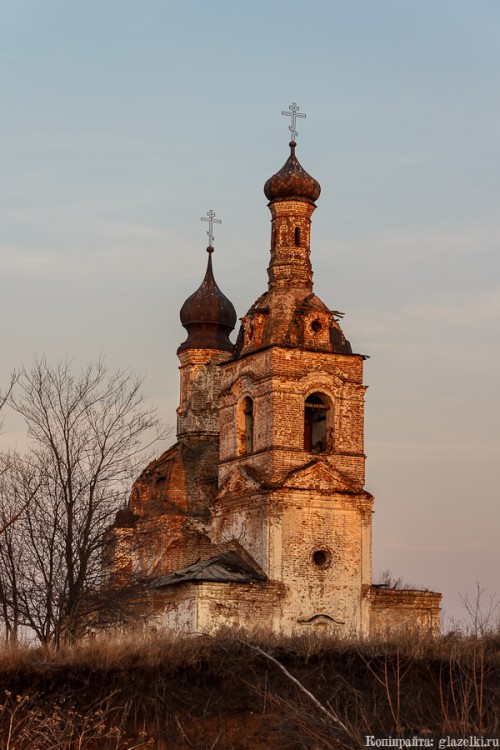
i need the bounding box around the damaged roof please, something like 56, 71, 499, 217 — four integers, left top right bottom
148, 551, 267, 588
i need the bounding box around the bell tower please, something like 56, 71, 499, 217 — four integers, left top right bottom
177, 212, 236, 444
212, 107, 373, 635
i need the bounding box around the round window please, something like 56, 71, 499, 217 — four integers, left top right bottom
312, 549, 331, 568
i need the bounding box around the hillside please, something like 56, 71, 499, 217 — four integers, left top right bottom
0, 631, 498, 749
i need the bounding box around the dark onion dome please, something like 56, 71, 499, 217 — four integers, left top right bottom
264, 141, 321, 204
178, 248, 237, 353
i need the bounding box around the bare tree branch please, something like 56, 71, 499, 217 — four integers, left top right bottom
1, 357, 168, 644
0, 370, 17, 443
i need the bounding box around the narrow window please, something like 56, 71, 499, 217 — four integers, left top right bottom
304, 393, 330, 453
294, 226, 300, 246
240, 396, 254, 455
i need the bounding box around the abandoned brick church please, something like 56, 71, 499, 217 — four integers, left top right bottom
109, 109, 441, 637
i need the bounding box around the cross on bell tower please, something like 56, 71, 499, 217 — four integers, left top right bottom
281, 102, 306, 141
201, 209, 222, 248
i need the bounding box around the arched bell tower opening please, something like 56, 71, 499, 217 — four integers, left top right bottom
304, 392, 332, 454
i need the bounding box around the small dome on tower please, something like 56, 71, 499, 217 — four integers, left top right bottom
178, 249, 237, 353
264, 142, 321, 204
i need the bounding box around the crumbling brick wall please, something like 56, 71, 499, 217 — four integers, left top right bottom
368, 586, 442, 637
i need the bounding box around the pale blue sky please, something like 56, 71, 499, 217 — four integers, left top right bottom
1, 0, 499, 624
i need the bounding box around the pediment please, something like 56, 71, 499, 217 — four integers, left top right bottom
283, 460, 358, 493
217, 465, 262, 499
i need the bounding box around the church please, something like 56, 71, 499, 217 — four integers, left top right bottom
109, 106, 441, 637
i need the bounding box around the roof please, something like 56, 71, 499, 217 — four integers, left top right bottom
178, 249, 236, 353
263, 141, 321, 204
148, 551, 267, 588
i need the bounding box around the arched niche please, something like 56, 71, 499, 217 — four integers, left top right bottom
238, 396, 254, 455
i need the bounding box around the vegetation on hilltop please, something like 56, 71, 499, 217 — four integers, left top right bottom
0, 629, 498, 749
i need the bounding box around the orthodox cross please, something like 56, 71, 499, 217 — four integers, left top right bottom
281, 102, 306, 141
201, 209, 222, 248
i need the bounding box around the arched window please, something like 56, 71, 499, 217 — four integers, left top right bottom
244, 397, 254, 454
238, 396, 254, 455
294, 226, 300, 246
304, 392, 330, 454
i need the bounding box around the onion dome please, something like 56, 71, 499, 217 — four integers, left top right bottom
264, 141, 321, 204
178, 248, 236, 353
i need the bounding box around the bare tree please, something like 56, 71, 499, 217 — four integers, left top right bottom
0, 371, 19, 532
2, 357, 163, 644
0, 371, 16, 433
0, 453, 43, 642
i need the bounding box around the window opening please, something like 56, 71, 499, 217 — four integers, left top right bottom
311, 319, 322, 333
294, 226, 300, 246
312, 550, 331, 568
243, 396, 254, 455
304, 393, 329, 453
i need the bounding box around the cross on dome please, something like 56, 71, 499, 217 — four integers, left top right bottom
281, 102, 306, 142
201, 210, 222, 248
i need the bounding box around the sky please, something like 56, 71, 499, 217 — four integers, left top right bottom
0, 0, 499, 627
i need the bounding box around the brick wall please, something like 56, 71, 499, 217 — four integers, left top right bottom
368, 587, 442, 637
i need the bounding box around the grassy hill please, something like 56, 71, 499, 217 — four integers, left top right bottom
0, 630, 498, 749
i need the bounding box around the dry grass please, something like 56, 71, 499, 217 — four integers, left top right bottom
0, 628, 498, 749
